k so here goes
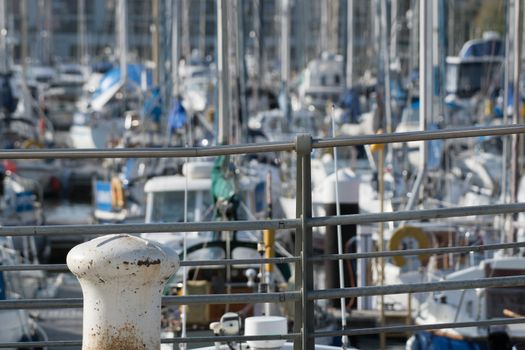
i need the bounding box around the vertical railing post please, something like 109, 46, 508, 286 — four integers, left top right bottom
67, 234, 179, 350
296, 133, 314, 350
294, 141, 304, 350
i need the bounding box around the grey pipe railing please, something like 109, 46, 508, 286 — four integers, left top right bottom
1, 126, 525, 349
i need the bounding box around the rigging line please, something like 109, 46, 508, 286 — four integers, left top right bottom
181, 139, 189, 349
331, 105, 348, 350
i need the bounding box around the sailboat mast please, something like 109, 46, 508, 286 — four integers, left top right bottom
431, 0, 443, 122
236, 0, 248, 144
320, 1, 327, 53
371, 0, 380, 71
405, 0, 431, 212
152, 0, 160, 87
501, 0, 512, 211
511, 0, 522, 242
117, 0, 128, 85
390, 0, 397, 60
172, 0, 180, 98
228, 0, 240, 145
41, 0, 52, 66
0, 0, 7, 73
19, 0, 33, 119
380, 0, 392, 133
199, 0, 206, 56
217, 0, 231, 145
20, 0, 28, 70
181, 0, 190, 59
439, 0, 447, 121
281, 0, 290, 88
252, 0, 261, 111
78, 0, 88, 65
419, 0, 431, 179
281, 0, 291, 127
346, 0, 354, 88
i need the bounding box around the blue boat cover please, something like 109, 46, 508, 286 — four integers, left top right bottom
414, 331, 487, 350
459, 39, 504, 58
93, 64, 152, 99
167, 98, 187, 131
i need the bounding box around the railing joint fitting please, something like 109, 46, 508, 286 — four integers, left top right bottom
295, 133, 312, 156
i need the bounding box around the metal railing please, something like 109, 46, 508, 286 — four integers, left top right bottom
1, 124, 525, 349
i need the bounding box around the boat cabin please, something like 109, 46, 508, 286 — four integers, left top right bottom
144, 162, 214, 224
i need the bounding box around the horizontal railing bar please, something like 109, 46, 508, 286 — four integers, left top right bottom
0, 291, 301, 310
5, 238, 523, 273
0, 141, 296, 159
180, 256, 300, 267
0, 333, 302, 348
162, 333, 301, 344
3, 238, 520, 272
0, 298, 83, 309
0, 340, 82, 348
1, 203, 523, 238
0, 125, 523, 160
313, 124, 525, 148
5, 274, 525, 309
4, 317, 525, 348
309, 275, 525, 300
0, 218, 299, 237
314, 317, 525, 337
309, 203, 525, 227
0, 264, 69, 271
164, 291, 301, 305
0, 256, 301, 272
311, 241, 525, 262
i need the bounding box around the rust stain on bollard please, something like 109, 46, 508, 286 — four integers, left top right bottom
137, 259, 161, 267
85, 324, 147, 350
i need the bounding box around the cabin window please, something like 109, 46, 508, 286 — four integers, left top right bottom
150, 190, 202, 223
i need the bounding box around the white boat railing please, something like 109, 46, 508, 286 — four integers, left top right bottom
0, 124, 525, 349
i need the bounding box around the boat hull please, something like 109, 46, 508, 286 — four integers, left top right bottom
407, 331, 525, 350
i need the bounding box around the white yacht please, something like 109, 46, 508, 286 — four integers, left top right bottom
297, 52, 344, 111
408, 256, 525, 350
70, 64, 144, 149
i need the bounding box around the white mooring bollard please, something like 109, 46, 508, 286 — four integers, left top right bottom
67, 234, 179, 350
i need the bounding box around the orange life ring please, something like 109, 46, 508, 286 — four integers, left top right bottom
388, 226, 430, 267
111, 177, 125, 210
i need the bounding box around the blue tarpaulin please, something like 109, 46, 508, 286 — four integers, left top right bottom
144, 87, 162, 123
167, 99, 187, 131
413, 331, 486, 350
93, 64, 152, 99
